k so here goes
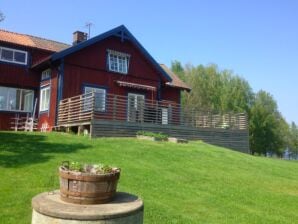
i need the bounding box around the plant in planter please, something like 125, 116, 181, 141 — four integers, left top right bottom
59, 161, 121, 204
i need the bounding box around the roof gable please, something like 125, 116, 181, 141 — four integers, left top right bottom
51, 25, 172, 82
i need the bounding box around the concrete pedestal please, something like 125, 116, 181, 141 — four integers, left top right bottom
32, 190, 144, 224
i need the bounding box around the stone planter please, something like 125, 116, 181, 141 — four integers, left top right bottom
59, 166, 121, 204
137, 135, 166, 141
168, 137, 188, 143
137, 135, 156, 141
32, 191, 144, 224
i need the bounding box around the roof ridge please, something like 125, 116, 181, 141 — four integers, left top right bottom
0, 29, 70, 47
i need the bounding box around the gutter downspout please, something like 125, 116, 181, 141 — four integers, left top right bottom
157, 78, 161, 101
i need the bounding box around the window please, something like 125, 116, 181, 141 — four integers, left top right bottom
41, 69, 51, 80
84, 86, 106, 111
107, 49, 130, 74
24, 91, 34, 112
0, 46, 27, 65
40, 86, 50, 112
0, 86, 34, 112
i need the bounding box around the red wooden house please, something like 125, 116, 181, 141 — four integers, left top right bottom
0, 25, 250, 153
0, 25, 190, 132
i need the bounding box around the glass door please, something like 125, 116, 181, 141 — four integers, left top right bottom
127, 93, 145, 122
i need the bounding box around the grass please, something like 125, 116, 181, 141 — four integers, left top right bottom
0, 131, 297, 224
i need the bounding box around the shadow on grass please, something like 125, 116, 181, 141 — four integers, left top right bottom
0, 132, 90, 168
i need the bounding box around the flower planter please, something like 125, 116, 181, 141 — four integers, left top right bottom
59, 166, 121, 205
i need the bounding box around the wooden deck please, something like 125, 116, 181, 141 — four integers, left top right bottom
58, 92, 248, 129
57, 92, 249, 153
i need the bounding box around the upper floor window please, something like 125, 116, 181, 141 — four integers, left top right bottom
0, 46, 28, 65
0, 86, 34, 112
41, 69, 51, 80
107, 49, 130, 74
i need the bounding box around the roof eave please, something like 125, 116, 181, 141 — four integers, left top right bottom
31, 56, 52, 70
166, 83, 191, 92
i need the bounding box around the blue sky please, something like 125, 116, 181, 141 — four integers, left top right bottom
1, 0, 298, 124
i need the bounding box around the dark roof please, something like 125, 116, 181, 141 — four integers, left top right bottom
160, 64, 191, 91
0, 29, 70, 52
49, 25, 172, 82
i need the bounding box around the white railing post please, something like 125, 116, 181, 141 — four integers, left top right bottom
91, 92, 95, 120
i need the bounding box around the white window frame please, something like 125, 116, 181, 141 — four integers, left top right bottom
40, 86, 50, 112
0, 46, 28, 65
84, 86, 106, 112
41, 69, 51, 80
0, 86, 34, 112
107, 49, 130, 74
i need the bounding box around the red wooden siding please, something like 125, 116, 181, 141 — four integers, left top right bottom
161, 86, 181, 104
0, 42, 54, 130
0, 113, 15, 130
0, 63, 39, 88
65, 36, 165, 81
62, 36, 165, 101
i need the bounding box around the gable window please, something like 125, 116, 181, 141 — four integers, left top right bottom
0, 86, 34, 112
40, 86, 50, 112
41, 69, 51, 80
84, 86, 106, 111
107, 49, 130, 74
0, 46, 27, 65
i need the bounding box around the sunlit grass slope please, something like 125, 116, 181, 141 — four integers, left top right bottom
0, 132, 297, 224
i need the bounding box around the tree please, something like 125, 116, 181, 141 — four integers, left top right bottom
170, 61, 290, 156
179, 63, 223, 112
0, 11, 5, 22
288, 122, 298, 157
171, 60, 185, 81
171, 62, 253, 114
219, 71, 254, 113
249, 90, 287, 155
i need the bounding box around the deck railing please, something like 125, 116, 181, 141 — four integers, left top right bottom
57, 92, 248, 130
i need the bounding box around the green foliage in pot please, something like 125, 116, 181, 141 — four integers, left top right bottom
61, 161, 119, 174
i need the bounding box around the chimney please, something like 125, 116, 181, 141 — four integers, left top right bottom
73, 31, 88, 45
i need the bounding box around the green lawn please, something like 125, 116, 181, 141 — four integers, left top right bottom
0, 132, 297, 224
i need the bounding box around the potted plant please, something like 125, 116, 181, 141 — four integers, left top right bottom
59, 161, 121, 204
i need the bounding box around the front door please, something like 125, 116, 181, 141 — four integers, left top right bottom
127, 93, 145, 122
